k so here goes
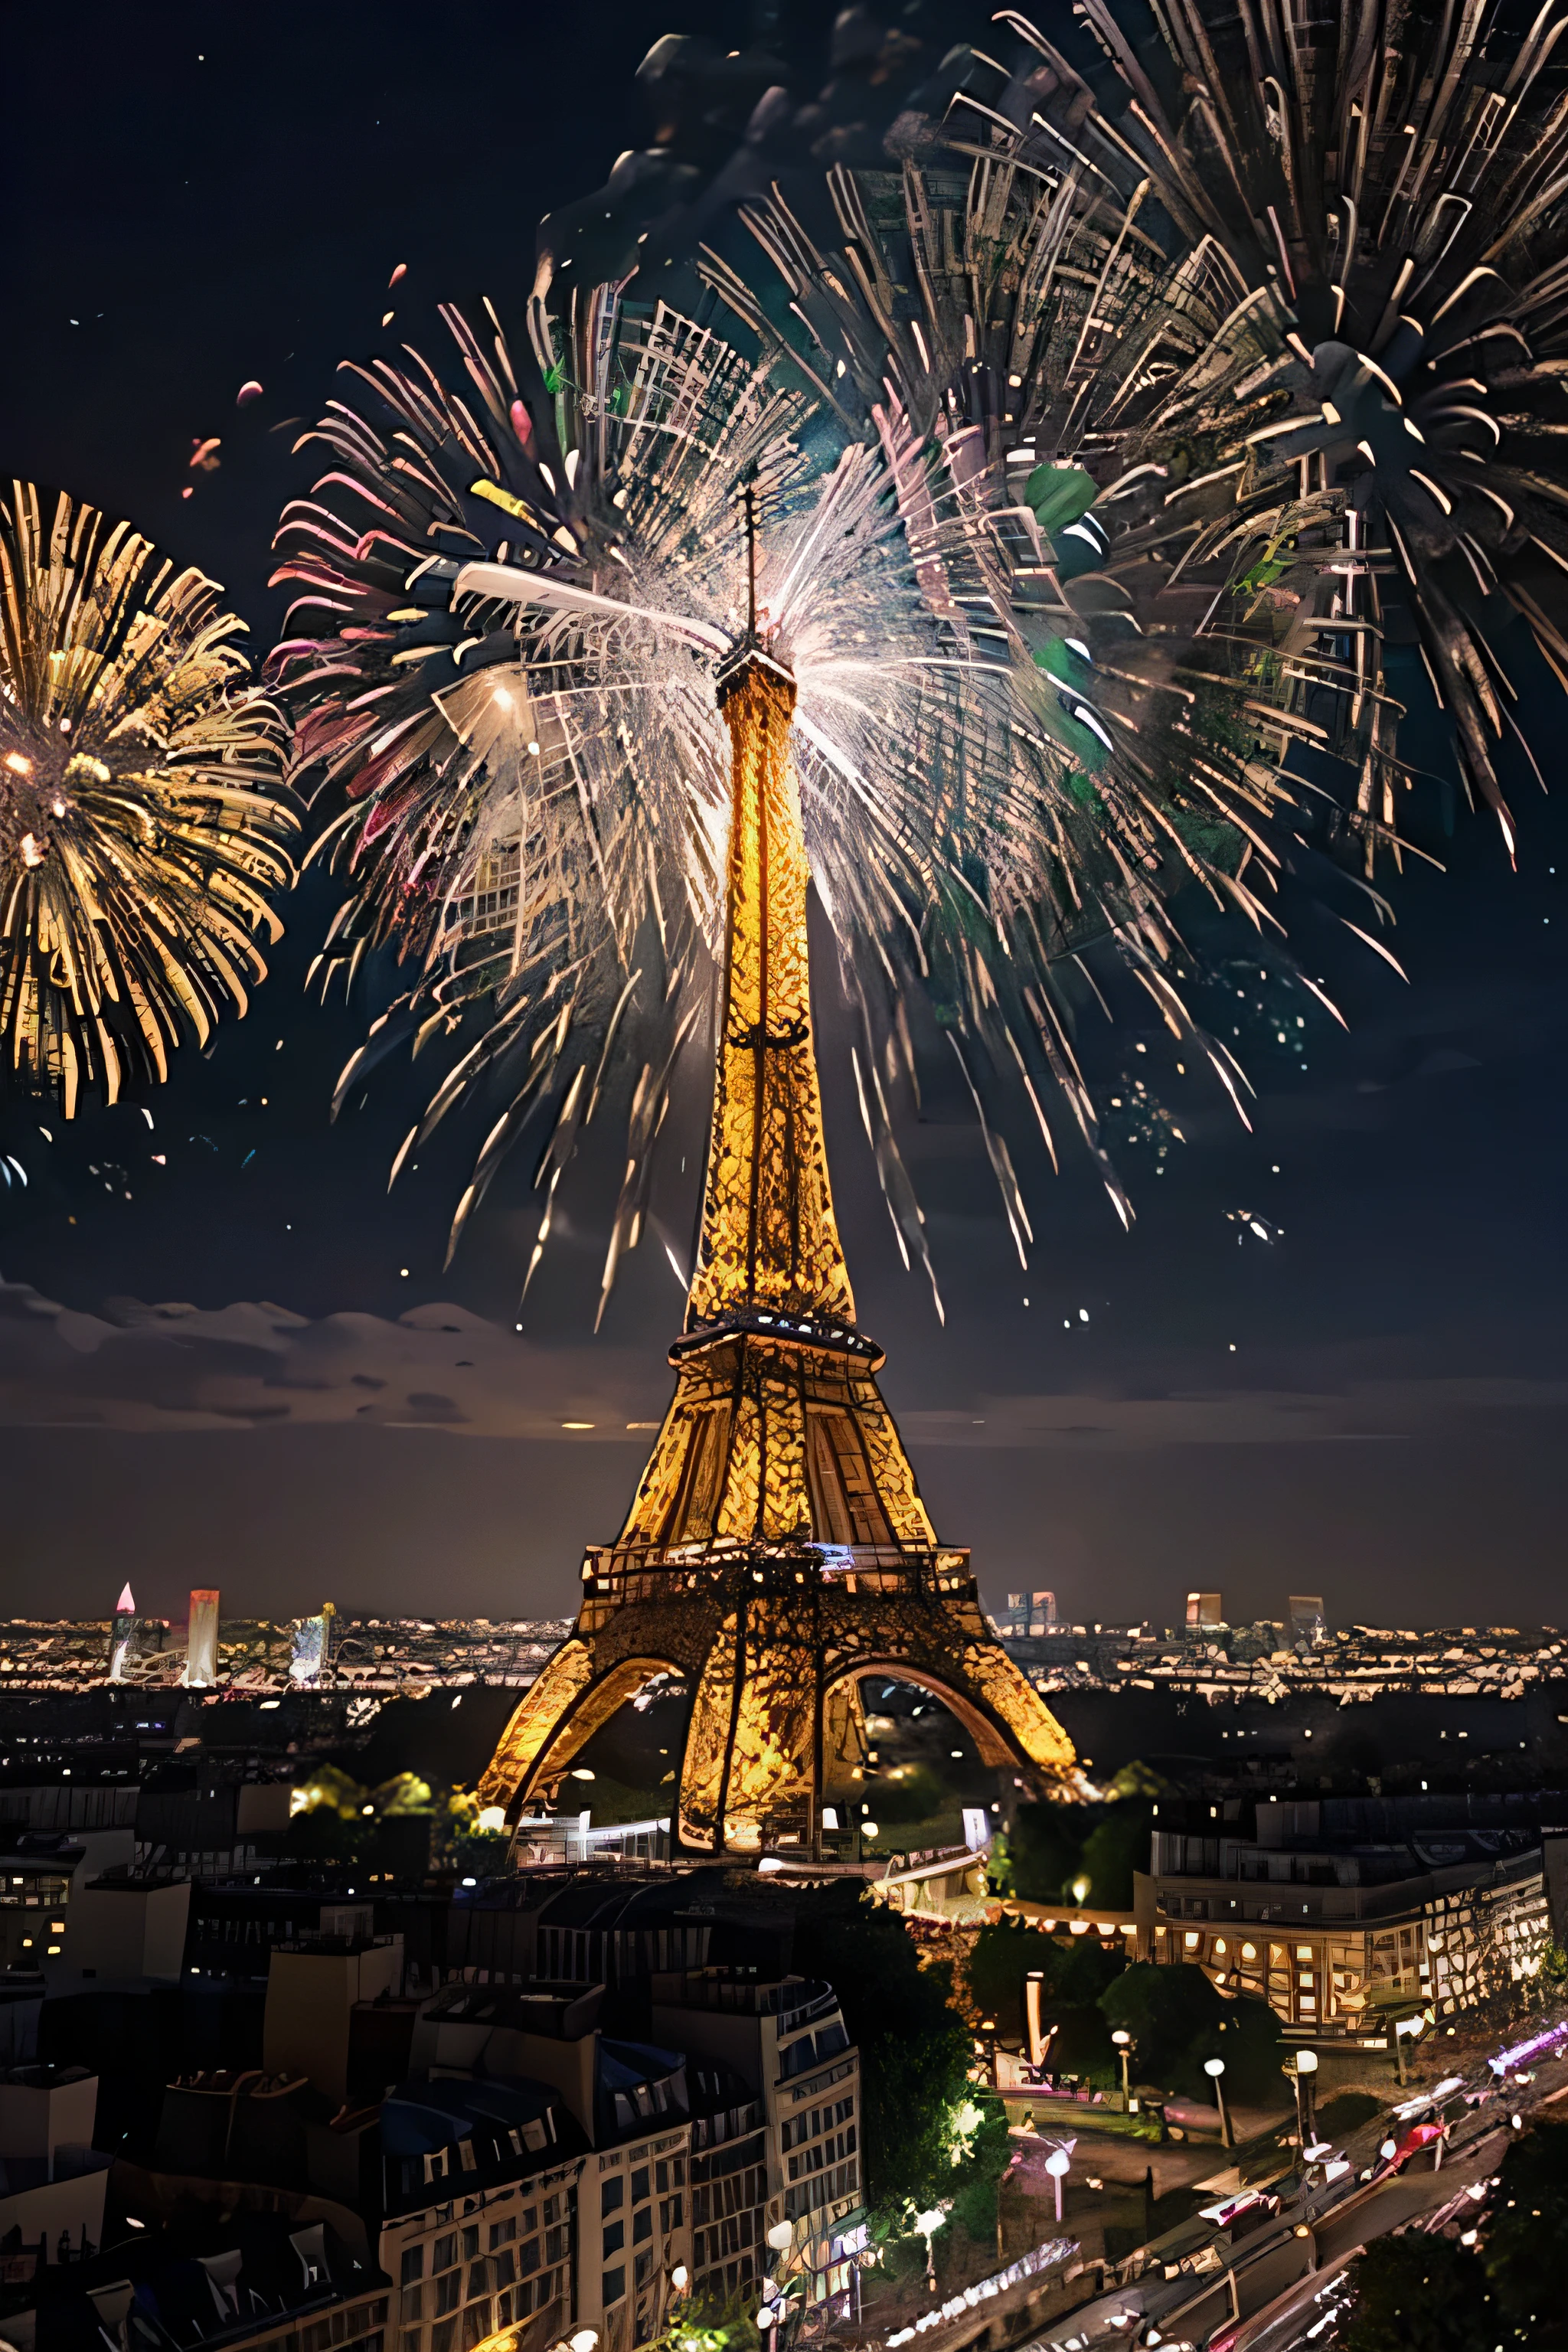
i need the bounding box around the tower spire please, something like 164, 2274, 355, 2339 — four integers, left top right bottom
684, 650, 853, 1332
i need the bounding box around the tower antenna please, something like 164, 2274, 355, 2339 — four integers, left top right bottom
743, 477, 758, 643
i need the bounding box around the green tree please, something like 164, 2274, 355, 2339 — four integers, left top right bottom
1482, 2115, 1568, 2341
993, 1802, 1090, 1901
965, 1917, 1122, 2044
945, 2094, 1014, 2244
867, 1764, 947, 1826
1098, 1964, 1283, 2103
992, 1792, 1155, 1907
792, 1886, 972, 2222
1340, 2236, 1497, 2352
292, 1762, 367, 1818
1077, 1804, 1152, 1909
1315, 2090, 1382, 2139
1047, 2004, 1116, 2084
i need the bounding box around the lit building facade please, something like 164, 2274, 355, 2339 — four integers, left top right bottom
651, 1968, 861, 2314
1145, 1798, 1552, 2038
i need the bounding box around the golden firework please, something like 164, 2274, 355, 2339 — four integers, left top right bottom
0, 482, 295, 1111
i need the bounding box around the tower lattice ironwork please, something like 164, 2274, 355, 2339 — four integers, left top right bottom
480, 642, 1074, 1852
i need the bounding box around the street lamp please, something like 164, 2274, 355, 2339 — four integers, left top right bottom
1204, 2056, 1232, 2149
1044, 2146, 1071, 2224
760, 2221, 795, 2334
1112, 2029, 1133, 2112
1293, 2047, 1318, 2149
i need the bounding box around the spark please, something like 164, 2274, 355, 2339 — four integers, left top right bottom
0, 485, 295, 1116
264, 4, 1568, 1302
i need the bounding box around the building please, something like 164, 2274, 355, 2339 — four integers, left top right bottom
1144, 1795, 1553, 2040
0, 1835, 79, 1975
66, 1870, 193, 1982
263, 1919, 407, 2106
382, 2073, 582, 2352
1289, 1596, 1326, 1646
187, 1591, 222, 1688
1186, 1593, 1224, 1628
191, 1883, 408, 1984
392, 1981, 692, 2352
149, 2064, 383, 2223
649, 1968, 862, 2317
0, 2061, 113, 2268
135, 1762, 293, 1879
0, 2209, 390, 2352
1001, 1593, 1057, 1637
684, 2063, 767, 2307
0, 1614, 573, 1694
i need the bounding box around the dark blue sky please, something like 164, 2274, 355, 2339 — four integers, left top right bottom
3, 0, 1567, 1632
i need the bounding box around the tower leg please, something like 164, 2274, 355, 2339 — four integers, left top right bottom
481, 1646, 692, 1815
678, 1589, 822, 1852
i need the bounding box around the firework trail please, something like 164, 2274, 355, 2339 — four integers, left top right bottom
0, 483, 295, 1114
267, 1, 1568, 1308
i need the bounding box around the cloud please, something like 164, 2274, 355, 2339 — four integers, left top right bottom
903, 1377, 1568, 1449
5, 1278, 1563, 1460
0, 1279, 663, 1437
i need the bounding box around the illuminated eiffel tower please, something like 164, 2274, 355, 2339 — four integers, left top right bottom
481, 602, 1075, 1853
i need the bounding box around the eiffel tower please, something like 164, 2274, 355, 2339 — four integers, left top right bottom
481, 612, 1075, 1853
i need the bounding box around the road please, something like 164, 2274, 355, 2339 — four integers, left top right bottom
1016, 2018, 1568, 2352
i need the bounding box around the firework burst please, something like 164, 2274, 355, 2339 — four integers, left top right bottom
267, 0, 1568, 1308
0, 482, 296, 1113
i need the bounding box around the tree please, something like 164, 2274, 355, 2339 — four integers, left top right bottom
965, 1915, 1122, 2028
990, 1792, 1155, 1908
993, 1802, 1091, 1902
1340, 2237, 1497, 2352
791, 1886, 975, 2224
867, 1764, 946, 1825
1077, 1805, 1152, 1909
1097, 1963, 1284, 2104
1482, 2115, 1568, 2343
963, 1918, 1122, 2084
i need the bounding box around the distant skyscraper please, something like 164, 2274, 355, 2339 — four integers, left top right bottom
109, 1585, 137, 1682
1005, 1591, 1057, 1635
1289, 1594, 1327, 1645
1187, 1592, 1224, 1628
185, 1590, 220, 1687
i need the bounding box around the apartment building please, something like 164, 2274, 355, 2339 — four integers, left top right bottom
0, 1836, 77, 1974
389, 1980, 692, 2352
0, 2208, 390, 2352
650, 1968, 862, 2316
684, 2066, 767, 2305
0, 2060, 113, 2260
381, 2072, 583, 2352
1145, 1795, 1552, 2040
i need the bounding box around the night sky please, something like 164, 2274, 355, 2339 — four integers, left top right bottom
4, 1, 1568, 1632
